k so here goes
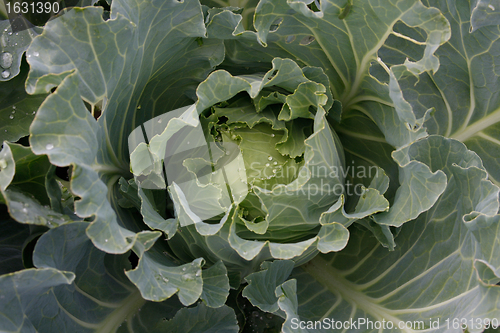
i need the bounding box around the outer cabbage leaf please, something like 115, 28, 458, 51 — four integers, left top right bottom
380, 0, 500, 187
0, 142, 75, 227
0, 60, 47, 143
0, 222, 238, 333
0, 20, 40, 81
246, 136, 500, 332
25, 0, 225, 253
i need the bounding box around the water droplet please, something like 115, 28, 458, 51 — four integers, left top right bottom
15, 33, 18, 36
0, 52, 13, 68
181, 274, 193, 281
0, 36, 7, 48
0, 159, 7, 169
489, 4, 495, 10
9, 115, 14, 119
195, 270, 201, 277
265, 163, 270, 167
7, 32, 12, 36
32, 111, 36, 115
22, 208, 28, 213
1, 70, 10, 79
45, 144, 54, 150
268, 156, 272, 160
157, 118, 162, 123
231, 134, 237, 140
33, 52, 39, 57
105, 239, 108, 242
12, 106, 16, 110
182, 267, 186, 272
273, 169, 277, 173
243, 251, 248, 255
271, 134, 275, 137
273, 161, 278, 165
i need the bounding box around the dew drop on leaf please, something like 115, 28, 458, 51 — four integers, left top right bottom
45, 144, 54, 150
1, 70, 10, 79
9, 115, 14, 119
0, 159, 7, 169
0, 52, 13, 68
268, 156, 272, 160
181, 274, 193, 281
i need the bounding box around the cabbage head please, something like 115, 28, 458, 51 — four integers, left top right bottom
129, 59, 353, 278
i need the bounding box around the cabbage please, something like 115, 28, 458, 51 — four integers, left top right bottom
0, 0, 499, 332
